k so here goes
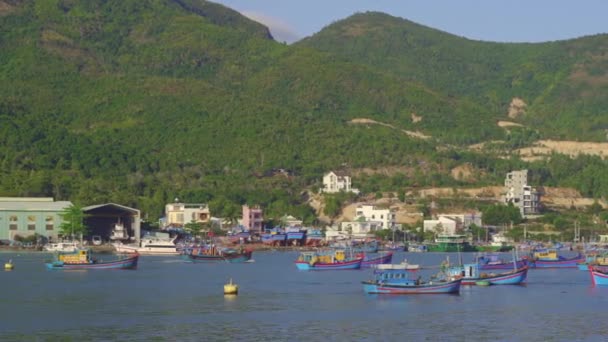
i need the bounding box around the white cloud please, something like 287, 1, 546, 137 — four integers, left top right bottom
241, 11, 301, 44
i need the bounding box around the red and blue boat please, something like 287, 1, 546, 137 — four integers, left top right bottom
295, 250, 362, 270
358, 252, 393, 268
362, 264, 461, 294
589, 266, 608, 286
448, 263, 528, 285
46, 249, 139, 270
528, 249, 585, 268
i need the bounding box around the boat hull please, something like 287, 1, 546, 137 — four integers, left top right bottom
185, 250, 252, 263
363, 278, 461, 294
479, 259, 528, 270
530, 255, 585, 268
590, 267, 608, 286
295, 258, 362, 270
361, 252, 393, 268
461, 267, 528, 285
46, 254, 139, 270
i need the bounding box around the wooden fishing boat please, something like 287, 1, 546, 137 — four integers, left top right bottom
183, 245, 252, 263
362, 264, 461, 294
295, 250, 363, 270
358, 252, 393, 268
46, 249, 139, 270
448, 263, 528, 285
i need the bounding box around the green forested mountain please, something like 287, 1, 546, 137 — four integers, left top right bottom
0, 1, 607, 222
298, 12, 608, 141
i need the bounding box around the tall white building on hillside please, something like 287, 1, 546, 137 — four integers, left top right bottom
504, 169, 541, 217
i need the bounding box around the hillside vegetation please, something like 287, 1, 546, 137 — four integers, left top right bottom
0, 1, 607, 223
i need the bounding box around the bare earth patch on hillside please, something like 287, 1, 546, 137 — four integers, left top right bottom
517, 140, 608, 159
349, 118, 431, 140
0, 1, 15, 16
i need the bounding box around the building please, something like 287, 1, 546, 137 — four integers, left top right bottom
83, 203, 141, 244
355, 204, 396, 230
424, 213, 482, 236
338, 220, 383, 239
242, 205, 263, 234
321, 171, 360, 194
504, 169, 541, 217
280, 214, 303, 227
0, 197, 72, 242
164, 199, 210, 228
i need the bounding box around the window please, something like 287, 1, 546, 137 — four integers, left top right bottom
46, 216, 54, 230
9, 216, 17, 230
28, 215, 36, 230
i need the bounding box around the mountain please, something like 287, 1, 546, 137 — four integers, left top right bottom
298, 12, 608, 141
0, 2, 606, 222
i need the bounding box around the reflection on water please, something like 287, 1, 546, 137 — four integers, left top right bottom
0, 251, 603, 341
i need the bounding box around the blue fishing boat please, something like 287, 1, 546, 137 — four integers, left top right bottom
295, 250, 362, 270
46, 249, 139, 270
304, 228, 324, 246
358, 252, 393, 268
362, 264, 461, 294
183, 245, 252, 263
589, 266, 608, 286
528, 249, 585, 268
476, 253, 528, 270
447, 263, 528, 285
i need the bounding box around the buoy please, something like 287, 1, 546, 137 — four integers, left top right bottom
224, 278, 238, 295
4, 259, 14, 271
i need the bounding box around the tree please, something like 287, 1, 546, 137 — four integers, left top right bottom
185, 220, 203, 240
58, 204, 88, 239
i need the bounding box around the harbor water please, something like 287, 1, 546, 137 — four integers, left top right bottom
0, 251, 606, 341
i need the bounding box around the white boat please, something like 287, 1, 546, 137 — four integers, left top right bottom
44, 241, 80, 252
110, 223, 128, 241
113, 232, 179, 255
375, 259, 420, 271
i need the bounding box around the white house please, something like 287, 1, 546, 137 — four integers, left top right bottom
339, 220, 383, 239
321, 171, 360, 194
424, 216, 458, 235
355, 204, 396, 230
164, 199, 210, 228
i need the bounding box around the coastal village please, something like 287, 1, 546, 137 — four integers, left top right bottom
1, 169, 606, 253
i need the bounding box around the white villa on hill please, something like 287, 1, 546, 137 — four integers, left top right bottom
423, 213, 482, 236
355, 204, 396, 230
321, 171, 359, 194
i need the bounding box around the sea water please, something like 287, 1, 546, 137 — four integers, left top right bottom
0, 251, 606, 341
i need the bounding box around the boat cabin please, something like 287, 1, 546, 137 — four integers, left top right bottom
533, 249, 558, 261
58, 249, 92, 264
297, 250, 348, 264
371, 267, 419, 286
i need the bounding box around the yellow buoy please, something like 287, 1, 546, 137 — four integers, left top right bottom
4, 259, 14, 271
224, 278, 238, 295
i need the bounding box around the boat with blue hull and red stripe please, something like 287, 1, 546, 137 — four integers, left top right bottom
362, 263, 461, 294
528, 249, 585, 268
448, 263, 528, 285
295, 250, 362, 270
46, 249, 139, 270
589, 266, 608, 286
476, 253, 528, 270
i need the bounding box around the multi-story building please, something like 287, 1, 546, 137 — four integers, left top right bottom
242, 205, 263, 234
423, 213, 482, 235
321, 171, 360, 194
164, 199, 210, 228
504, 170, 541, 217
355, 204, 396, 230
0, 197, 72, 241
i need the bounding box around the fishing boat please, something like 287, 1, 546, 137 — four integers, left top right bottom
295, 250, 363, 270
476, 253, 528, 270
577, 252, 608, 271
46, 249, 139, 270
589, 266, 608, 286
447, 263, 528, 285
374, 259, 420, 271
304, 229, 324, 246
183, 245, 253, 263
362, 264, 461, 294
426, 234, 477, 252
528, 249, 585, 268
358, 252, 393, 268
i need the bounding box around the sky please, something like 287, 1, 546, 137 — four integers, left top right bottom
211, 0, 608, 44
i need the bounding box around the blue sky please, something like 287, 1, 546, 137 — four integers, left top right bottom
211, 0, 608, 44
